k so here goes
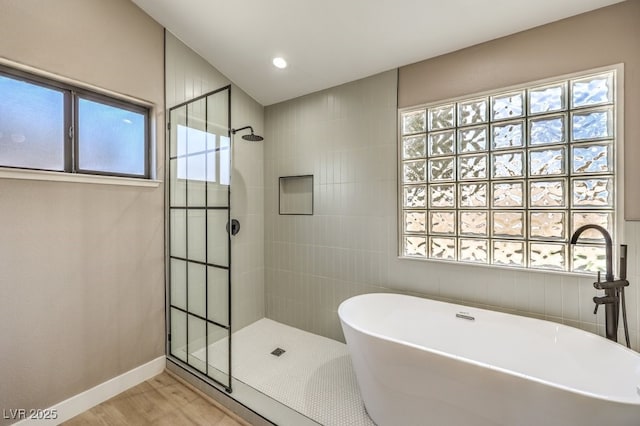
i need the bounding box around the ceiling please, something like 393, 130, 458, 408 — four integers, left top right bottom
132, 0, 624, 106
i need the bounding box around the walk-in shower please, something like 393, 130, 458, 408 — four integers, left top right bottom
165, 84, 368, 426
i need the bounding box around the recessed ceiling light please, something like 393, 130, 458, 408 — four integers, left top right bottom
272, 57, 287, 69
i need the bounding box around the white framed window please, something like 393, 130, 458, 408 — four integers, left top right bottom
0, 64, 150, 179
398, 67, 618, 273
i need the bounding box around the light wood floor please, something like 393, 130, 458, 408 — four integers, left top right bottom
63, 371, 248, 425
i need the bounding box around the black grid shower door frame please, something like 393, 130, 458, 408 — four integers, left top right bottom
167, 85, 233, 393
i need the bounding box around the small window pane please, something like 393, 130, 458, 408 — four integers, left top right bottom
403, 160, 426, 183
492, 92, 524, 121
207, 267, 230, 326
187, 315, 207, 372
458, 98, 488, 126
530, 179, 566, 208
530, 211, 565, 240
571, 108, 613, 141
458, 125, 488, 153
572, 244, 606, 273
492, 240, 525, 267
429, 237, 456, 260
404, 185, 426, 208
78, 97, 146, 176
529, 147, 566, 176
207, 209, 229, 267
187, 262, 206, 318
571, 177, 613, 208
170, 259, 187, 310
572, 142, 613, 174
492, 211, 525, 238
492, 151, 524, 178
530, 242, 566, 270
428, 157, 455, 181
428, 104, 455, 130
187, 152, 207, 206
404, 211, 426, 233
429, 184, 456, 208
405, 236, 426, 257
402, 134, 426, 159
571, 73, 613, 108
170, 308, 187, 361
206, 322, 230, 382
459, 238, 488, 264
529, 115, 566, 145
402, 110, 426, 135
0, 74, 65, 170
458, 154, 487, 180
492, 181, 524, 208
460, 183, 487, 208
529, 83, 566, 115
170, 158, 186, 206
459, 211, 488, 236
429, 211, 455, 235
170, 209, 186, 258
187, 210, 206, 263
571, 211, 613, 242
491, 120, 524, 150
428, 130, 455, 156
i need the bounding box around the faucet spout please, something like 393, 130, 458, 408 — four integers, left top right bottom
570, 224, 613, 282
570, 224, 622, 343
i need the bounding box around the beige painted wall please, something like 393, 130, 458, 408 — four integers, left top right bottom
399, 0, 640, 220
0, 0, 164, 423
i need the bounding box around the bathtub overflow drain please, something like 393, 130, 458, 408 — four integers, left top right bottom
271, 347, 286, 357
456, 312, 475, 321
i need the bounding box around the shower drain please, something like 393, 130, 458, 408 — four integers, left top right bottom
271, 347, 286, 357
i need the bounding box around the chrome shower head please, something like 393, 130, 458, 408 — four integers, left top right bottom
232, 125, 263, 142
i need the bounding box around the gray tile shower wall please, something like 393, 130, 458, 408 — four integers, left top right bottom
264, 69, 640, 350
265, 70, 398, 341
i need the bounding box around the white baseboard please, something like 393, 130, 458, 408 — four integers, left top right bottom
13, 356, 166, 426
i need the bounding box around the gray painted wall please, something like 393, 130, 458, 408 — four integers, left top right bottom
0, 0, 165, 423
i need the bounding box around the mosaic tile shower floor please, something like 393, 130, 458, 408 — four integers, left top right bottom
193, 318, 375, 426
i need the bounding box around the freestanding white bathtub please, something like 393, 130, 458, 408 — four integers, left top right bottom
338, 293, 640, 426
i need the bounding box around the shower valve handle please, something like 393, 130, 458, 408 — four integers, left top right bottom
227, 219, 241, 236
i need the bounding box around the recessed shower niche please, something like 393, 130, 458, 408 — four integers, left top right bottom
279, 175, 314, 215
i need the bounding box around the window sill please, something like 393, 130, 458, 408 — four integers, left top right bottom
397, 254, 598, 279
0, 167, 161, 188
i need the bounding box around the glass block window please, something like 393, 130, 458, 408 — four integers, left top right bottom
399, 69, 617, 273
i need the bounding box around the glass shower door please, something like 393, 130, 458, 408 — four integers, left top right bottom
168, 86, 232, 391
